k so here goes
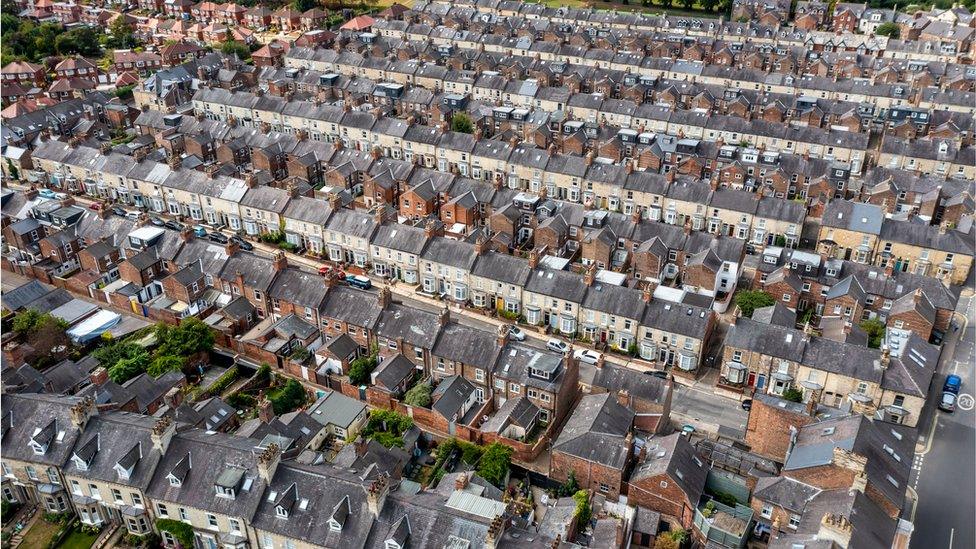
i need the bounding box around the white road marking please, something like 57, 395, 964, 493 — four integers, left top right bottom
949, 528, 955, 549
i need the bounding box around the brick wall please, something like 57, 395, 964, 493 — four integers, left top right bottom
744, 398, 816, 462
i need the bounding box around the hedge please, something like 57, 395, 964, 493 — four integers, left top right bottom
157, 519, 193, 548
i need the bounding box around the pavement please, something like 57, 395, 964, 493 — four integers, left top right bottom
909, 293, 975, 549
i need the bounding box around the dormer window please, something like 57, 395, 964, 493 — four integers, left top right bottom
275, 505, 289, 519
167, 453, 191, 487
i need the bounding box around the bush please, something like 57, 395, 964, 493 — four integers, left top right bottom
362, 409, 413, 448
206, 365, 240, 397
451, 112, 474, 134
558, 471, 580, 497
712, 490, 739, 507
147, 354, 186, 377
1, 500, 20, 524
288, 345, 311, 362
860, 318, 885, 349
226, 392, 255, 409
573, 490, 592, 535
498, 308, 519, 321
477, 443, 513, 488
875, 21, 900, 37
734, 290, 775, 318
108, 352, 150, 383
154, 318, 215, 359
348, 352, 378, 386
782, 387, 804, 403
156, 519, 193, 548
267, 379, 307, 415
403, 382, 432, 407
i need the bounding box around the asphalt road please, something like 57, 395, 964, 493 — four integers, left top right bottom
670, 383, 749, 436
910, 294, 975, 549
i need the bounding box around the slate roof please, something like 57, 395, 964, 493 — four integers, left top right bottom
630, 433, 708, 507
591, 364, 670, 405
431, 375, 476, 420
431, 322, 500, 370
61, 412, 162, 490
552, 393, 633, 470
375, 303, 442, 349
0, 393, 84, 467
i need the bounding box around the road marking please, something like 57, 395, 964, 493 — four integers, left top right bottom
949, 528, 954, 549
958, 393, 975, 411
918, 411, 940, 456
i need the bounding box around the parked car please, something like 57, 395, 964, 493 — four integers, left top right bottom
643, 369, 669, 380
346, 274, 372, 289
37, 188, 57, 199
741, 399, 753, 411
508, 325, 526, 341
318, 265, 345, 278
573, 348, 600, 365
546, 338, 569, 354
111, 206, 127, 217
192, 225, 207, 237
88, 202, 103, 211
208, 232, 229, 244
54, 192, 68, 200
149, 216, 165, 227
939, 392, 957, 413
681, 424, 696, 437
125, 211, 140, 220
164, 220, 184, 231
944, 374, 962, 394
230, 235, 253, 251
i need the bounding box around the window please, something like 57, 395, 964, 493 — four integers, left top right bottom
207, 514, 218, 528
156, 503, 169, 517
112, 489, 123, 503
761, 504, 773, 519
229, 519, 241, 534
179, 507, 188, 521
71, 480, 82, 495
789, 513, 801, 529
131, 493, 142, 507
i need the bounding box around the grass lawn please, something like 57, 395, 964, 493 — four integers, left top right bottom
57, 528, 97, 549
528, 0, 723, 17
18, 518, 60, 549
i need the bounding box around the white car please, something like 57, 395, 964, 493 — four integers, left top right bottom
546, 338, 569, 353
574, 349, 600, 365
508, 326, 526, 341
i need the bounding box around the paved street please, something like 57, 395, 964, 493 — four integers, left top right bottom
670, 383, 749, 436
910, 294, 975, 549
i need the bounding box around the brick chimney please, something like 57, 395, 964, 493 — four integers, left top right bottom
596, 353, 605, 369
818, 514, 854, 548
474, 236, 486, 255
168, 155, 181, 170
366, 473, 390, 516
642, 283, 654, 303
258, 397, 274, 423
424, 218, 438, 239
225, 239, 239, 256
585, 150, 595, 166
439, 305, 449, 326
883, 257, 895, 277
377, 285, 391, 308
528, 248, 539, 269
272, 251, 287, 271
497, 323, 509, 347
163, 386, 183, 409
150, 416, 175, 453
683, 218, 692, 236
245, 173, 259, 188
880, 346, 890, 369
24, 187, 39, 200
583, 263, 597, 286
631, 206, 642, 224
90, 367, 109, 386
180, 226, 194, 242
69, 396, 97, 431
486, 515, 506, 549
455, 472, 469, 491
328, 193, 341, 210
257, 443, 281, 482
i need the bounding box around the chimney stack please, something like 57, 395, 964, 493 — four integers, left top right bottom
245, 173, 259, 188
497, 323, 509, 347
69, 396, 97, 431
486, 515, 506, 549
257, 443, 281, 482
180, 226, 194, 242
328, 193, 341, 210
474, 236, 486, 255
366, 473, 390, 516
377, 285, 391, 308
272, 251, 287, 271
631, 206, 642, 224
90, 367, 109, 386
583, 263, 597, 286
150, 416, 176, 453
439, 305, 449, 326
683, 218, 692, 236
258, 397, 275, 423
528, 248, 539, 269
424, 218, 438, 239
455, 472, 469, 491
642, 283, 653, 303
224, 238, 239, 256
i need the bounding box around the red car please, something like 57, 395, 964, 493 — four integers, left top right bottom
88, 202, 103, 211
318, 265, 345, 278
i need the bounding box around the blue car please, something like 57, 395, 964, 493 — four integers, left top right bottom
37, 188, 57, 199
944, 374, 962, 394
193, 225, 208, 238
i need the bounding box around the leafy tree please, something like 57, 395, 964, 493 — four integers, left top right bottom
348, 352, 378, 385
477, 443, 513, 487
154, 317, 215, 358
93, 341, 145, 370
660, 0, 674, 9
156, 519, 193, 548
293, 0, 317, 11
28, 315, 71, 366
55, 26, 103, 57
403, 382, 432, 407
699, 0, 719, 11
361, 409, 414, 448
782, 387, 804, 403
679, 0, 695, 9
875, 22, 900, 38
268, 379, 308, 415
12, 309, 44, 335
669, 528, 689, 544
451, 113, 474, 134
108, 352, 150, 383
6, 158, 20, 180
573, 490, 592, 535
860, 318, 886, 349
734, 290, 775, 318
220, 40, 251, 60
147, 355, 186, 377
106, 17, 137, 49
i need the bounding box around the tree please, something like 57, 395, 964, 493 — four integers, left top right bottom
147, 355, 186, 377
403, 382, 432, 407
293, 0, 317, 11
451, 113, 474, 134
268, 379, 308, 415
55, 26, 102, 57
699, 0, 719, 11
860, 318, 886, 349
154, 318, 215, 358
12, 309, 44, 335
477, 442, 513, 487
653, 536, 679, 549
734, 290, 775, 318
106, 16, 137, 49
782, 387, 804, 403
28, 315, 71, 367
6, 158, 19, 180
559, 471, 580, 497
93, 341, 145, 370
679, 0, 695, 9
108, 352, 150, 383
572, 490, 592, 535
220, 40, 251, 60
875, 22, 900, 39
348, 353, 378, 385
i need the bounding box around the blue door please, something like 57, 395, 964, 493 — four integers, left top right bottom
756, 374, 766, 390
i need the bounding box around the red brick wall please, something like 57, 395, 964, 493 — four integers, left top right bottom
744, 398, 815, 462
627, 475, 695, 528
551, 450, 628, 499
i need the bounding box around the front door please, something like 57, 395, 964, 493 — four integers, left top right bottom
756, 374, 766, 390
